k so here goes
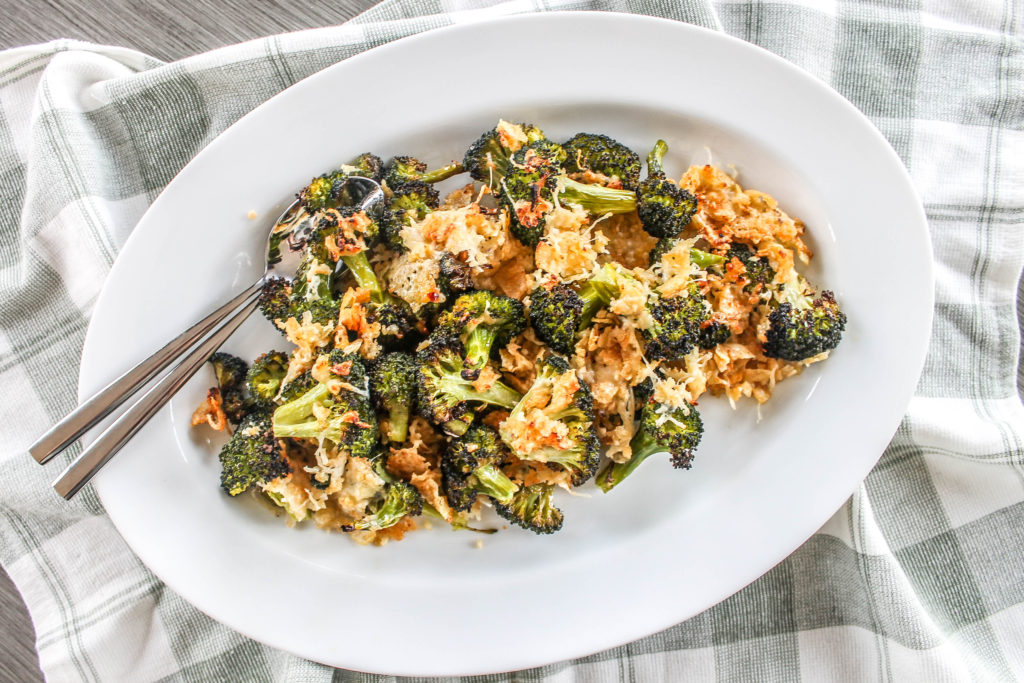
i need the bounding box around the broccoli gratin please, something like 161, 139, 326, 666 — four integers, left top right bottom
192, 120, 846, 545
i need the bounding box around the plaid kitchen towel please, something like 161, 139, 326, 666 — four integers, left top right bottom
1, 0, 1023, 680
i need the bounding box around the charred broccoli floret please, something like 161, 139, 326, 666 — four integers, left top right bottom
379, 180, 440, 251
442, 424, 519, 512
763, 279, 846, 361
343, 458, 424, 532
500, 166, 637, 246
642, 282, 713, 360
562, 132, 642, 190
258, 276, 292, 325
288, 253, 338, 326
511, 139, 567, 170
463, 120, 546, 188
434, 290, 526, 377
727, 243, 776, 291
310, 207, 416, 347
649, 238, 726, 271
271, 380, 378, 458
596, 397, 703, 492
383, 155, 464, 188
369, 352, 417, 443
246, 350, 289, 409
528, 263, 621, 355
219, 411, 290, 496
697, 320, 732, 348
493, 483, 563, 534
298, 153, 384, 212
499, 356, 600, 486
437, 253, 474, 296
277, 370, 316, 404
636, 140, 698, 238
415, 336, 522, 436
208, 352, 248, 425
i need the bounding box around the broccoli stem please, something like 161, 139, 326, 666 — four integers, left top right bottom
577, 271, 621, 330
558, 177, 637, 215
384, 402, 411, 443
472, 463, 519, 504
442, 375, 522, 411
272, 383, 330, 436
690, 248, 726, 269
596, 428, 662, 492
647, 139, 668, 177
340, 252, 385, 303
421, 161, 465, 184
464, 327, 498, 370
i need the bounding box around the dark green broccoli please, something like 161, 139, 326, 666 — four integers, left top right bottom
271, 381, 378, 458
636, 140, 698, 238
415, 336, 522, 437
277, 370, 317, 404
528, 263, 621, 355
288, 253, 339, 326
499, 356, 600, 486
324, 348, 370, 395
500, 166, 637, 246
727, 243, 776, 291
442, 424, 519, 512
369, 352, 417, 443
763, 280, 846, 361
463, 121, 546, 188
697, 320, 732, 348
493, 483, 564, 534
649, 238, 726, 270
219, 411, 290, 496
297, 153, 384, 212
562, 132, 642, 190
246, 350, 289, 409
642, 281, 712, 361
310, 207, 416, 348
208, 352, 249, 425
258, 276, 292, 325
383, 155, 464, 188
437, 253, 474, 297
434, 290, 526, 377
379, 180, 440, 251
511, 139, 567, 170
596, 396, 703, 492
343, 458, 424, 532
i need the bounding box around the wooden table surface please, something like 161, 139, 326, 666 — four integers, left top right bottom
0, 3, 377, 680
3, 3, 1024, 681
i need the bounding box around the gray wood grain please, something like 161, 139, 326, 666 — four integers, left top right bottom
0, 3, 379, 680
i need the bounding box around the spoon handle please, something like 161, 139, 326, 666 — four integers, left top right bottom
53, 294, 262, 500
30, 278, 264, 465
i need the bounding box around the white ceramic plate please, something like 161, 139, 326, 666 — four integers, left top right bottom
79, 12, 933, 676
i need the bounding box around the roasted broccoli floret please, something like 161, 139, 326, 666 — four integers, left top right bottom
463, 120, 546, 187
343, 458, 424, 532
596, 396, 703, 492
499, 356, 600, 486
437, 253, 474, 297
763, 279, 846, 361
511, 139, 567, 170
528, 263, 621, 355
369, 352, 417, 443
636, 140, 698, 238
642, 281, 713, 360
246, 350, 289, 409
219, 411, 290, 496
379, 180, 440, 251
272, 381, 378, 458
500, 166, 637, 246
415, 336, 522, 436
442, 424, 519, 512
258, 276, 292, 325
434, 290, 526, 377
277, 370, 316, 404
562, 132, 642, 190
383, 155, 464, 188
493, 483, 563, 534
697, 320, 731, 348
310, 207, 416, 347
288, 253, 338, 325
298, 153, 384, 212
727, 243, 776, 291
208, 352, 249, 425
649, 238, 726, 271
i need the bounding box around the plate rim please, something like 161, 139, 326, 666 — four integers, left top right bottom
78, 11, 934, 675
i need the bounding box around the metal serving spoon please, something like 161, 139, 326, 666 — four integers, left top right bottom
33, 176, 384, 499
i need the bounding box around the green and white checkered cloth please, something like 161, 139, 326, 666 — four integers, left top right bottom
2, 0, 1022, 680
